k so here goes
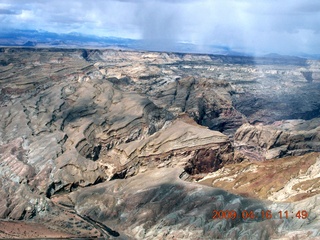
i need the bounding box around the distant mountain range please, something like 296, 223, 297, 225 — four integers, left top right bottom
0, 29, 251, 56
0, 29, 137, 48
1, 29, 319, 59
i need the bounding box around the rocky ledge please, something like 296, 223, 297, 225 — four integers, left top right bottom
234, 118, 320, 161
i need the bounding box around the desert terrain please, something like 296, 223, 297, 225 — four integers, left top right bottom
0, 48, 320, 239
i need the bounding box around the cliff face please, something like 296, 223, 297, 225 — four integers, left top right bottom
0, 48, 320, 239
234, 118, 320, 161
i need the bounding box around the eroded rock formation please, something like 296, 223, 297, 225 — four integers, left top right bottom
1, 48, 320, 239
234, 118, 320, 161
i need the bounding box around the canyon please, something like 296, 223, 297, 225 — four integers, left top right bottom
0, 48, 320, 239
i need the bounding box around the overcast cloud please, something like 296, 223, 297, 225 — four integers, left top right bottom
0, 0, 319, 54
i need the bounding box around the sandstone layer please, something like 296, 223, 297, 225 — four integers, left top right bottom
234, 118, 320, 161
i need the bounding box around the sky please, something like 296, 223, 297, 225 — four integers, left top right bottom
0, 0, 319, 55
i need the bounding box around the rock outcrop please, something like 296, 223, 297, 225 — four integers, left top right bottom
234, 118, 320, 161
198, 152, 320, 202
102, 117, 234, 179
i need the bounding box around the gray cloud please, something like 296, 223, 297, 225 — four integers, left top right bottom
294, 1, 320, 13
0, 8, 19, 15
0, 0, 319, 54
